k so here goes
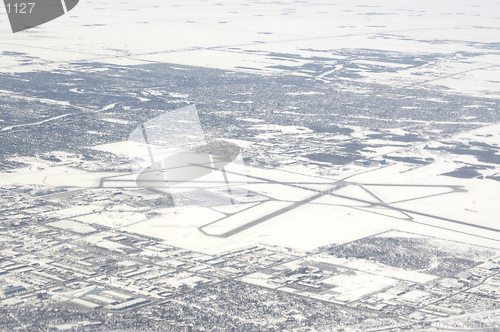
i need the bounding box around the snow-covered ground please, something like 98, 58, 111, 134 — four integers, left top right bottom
1, 0, 500, 97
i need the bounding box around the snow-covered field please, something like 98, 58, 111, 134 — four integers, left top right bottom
1, 0, 500, 97
314, 255, 437, 284
321, 272, 399, 303
47, 219, 97, 234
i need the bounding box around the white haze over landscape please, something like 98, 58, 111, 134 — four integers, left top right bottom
2, 0, 500, 251
1, 1, 500, 331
